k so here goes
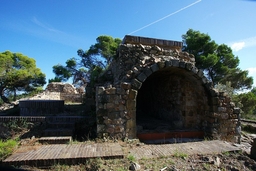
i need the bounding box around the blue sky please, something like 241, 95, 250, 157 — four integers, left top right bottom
1, 0, 256, 87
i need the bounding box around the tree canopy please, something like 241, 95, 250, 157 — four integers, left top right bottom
182, 29, 253, 90
50, 35, 121, 87
0, 51, 46, 103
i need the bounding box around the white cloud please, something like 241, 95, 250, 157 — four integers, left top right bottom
231, 42, 245, 52
230, 36, 256, 52
247, 67, 256, 75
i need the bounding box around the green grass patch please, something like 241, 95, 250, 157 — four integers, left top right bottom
0, 139, 18, 161
127, 154, 136, 162
173, 149, 188, 159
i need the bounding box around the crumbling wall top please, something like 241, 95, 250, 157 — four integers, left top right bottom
123, 35, 183, 51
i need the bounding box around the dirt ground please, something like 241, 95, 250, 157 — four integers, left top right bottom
2, 133, 256, 171
1, 104, 256, 170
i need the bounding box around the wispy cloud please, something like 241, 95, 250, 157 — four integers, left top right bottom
31, 17, 62, 33
230, 36, 256, 52
23, 17, 86, 48
128, 0, 202, 35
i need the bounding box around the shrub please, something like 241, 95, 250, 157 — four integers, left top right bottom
0, 139, 18, 161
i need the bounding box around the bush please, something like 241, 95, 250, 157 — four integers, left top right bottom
0, 139, 18, 161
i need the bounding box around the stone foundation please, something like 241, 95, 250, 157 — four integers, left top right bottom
95, 35, 241, 143
19, 100, 64, 116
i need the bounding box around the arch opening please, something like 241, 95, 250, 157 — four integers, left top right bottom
136, 67, 209, 143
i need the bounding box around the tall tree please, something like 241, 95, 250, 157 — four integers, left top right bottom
182, 29, 253, 90
50, 35, 121, 87
233, 90, 256, 115
0, 51, 46, 103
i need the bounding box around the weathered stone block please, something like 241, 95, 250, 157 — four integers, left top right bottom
106, 126, 115, 134
127, 110, 136, 119
233, 108, 240, 114
179, 61, 185, 68
131, 79, 142, 90
137, 72, 147, 82
218, 107, 227, 112
118, 104, 126, 111
191, 67, 198, 74
115, 125, 125, 133
104, 118, 112, 125
128, 90, 137, 99
108, 112, 119, 120
128, 128, 136, 139
113, 118, 125, 125
150, 63, 159, 72
121, 82, 131, 90
126, 119, 136, 130
116, 88, 126, 95
97, 86, 105, 95
97, 124, 105, 133
197, 69, 204, 78
105, 87, 116, 94
97, 109, 108, 117
185, 63, 193, 70
171, 59, 179, 67
108, 95, 119, 102
143, 67, 153, 77
157, 62, 165, 69
165, 60, 172, 67
126, 100, 136, 110
220, 113, 229, 120
106, 103, 115, 109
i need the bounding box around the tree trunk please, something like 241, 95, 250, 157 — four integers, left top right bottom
0, 86, 10, 104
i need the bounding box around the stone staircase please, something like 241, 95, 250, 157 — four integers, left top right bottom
39, 116, 86, 144
0, 115, 89, 144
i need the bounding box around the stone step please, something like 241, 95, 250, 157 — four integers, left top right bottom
0, 116, 89, 122
46, 116, 89, 123
43, 128, 73, 137
38, 136, 72, 144
47, 122, 75, 129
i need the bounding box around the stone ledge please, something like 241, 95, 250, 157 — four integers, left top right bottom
123, 35, 183, 51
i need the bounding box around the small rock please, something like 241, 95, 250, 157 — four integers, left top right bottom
214, 156, 221, 167
129, 162, 141, 171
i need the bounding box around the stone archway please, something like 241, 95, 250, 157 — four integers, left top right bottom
95, 35, 241, 143
136, 67, 209, 133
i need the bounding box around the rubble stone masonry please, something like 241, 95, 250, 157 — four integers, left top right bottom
95, 35, 241, 143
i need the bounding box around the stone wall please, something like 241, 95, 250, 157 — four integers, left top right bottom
95, 35, 241, 143
19, 100, 64, 116
25, 83, 84, 103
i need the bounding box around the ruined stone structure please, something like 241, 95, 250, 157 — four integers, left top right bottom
19, 83, 84, 116
25, 82, 84, 103
95, 35, 241, 143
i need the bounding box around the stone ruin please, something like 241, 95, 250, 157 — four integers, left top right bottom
26, 82, 85, 103
95, 35, 241, 143
19, 82, 85, 116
